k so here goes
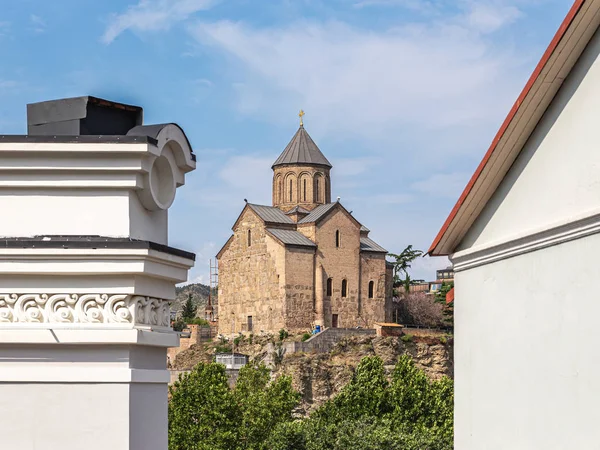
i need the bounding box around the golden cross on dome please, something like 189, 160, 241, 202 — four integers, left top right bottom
299, 109, 305, 127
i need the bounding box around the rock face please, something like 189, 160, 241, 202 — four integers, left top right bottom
275, 334, 453, 414
170, 333, 453, 415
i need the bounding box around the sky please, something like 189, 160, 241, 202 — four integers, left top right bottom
0, 0, 574, 284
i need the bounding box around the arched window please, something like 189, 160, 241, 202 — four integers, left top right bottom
247, 229, 252, 247
326, 278, 332, 296
335, 230, 340, 248
289, 179, 293, 202
368, 281, 374, 299
341, 279, 347, 298
278, 180, 283, 203
315, 178, 320, 202
303, 179, 307, 202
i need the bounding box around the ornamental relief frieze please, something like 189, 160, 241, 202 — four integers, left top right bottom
0, 294, 170, 327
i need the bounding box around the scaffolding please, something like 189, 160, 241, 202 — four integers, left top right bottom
205, 258, 219, 322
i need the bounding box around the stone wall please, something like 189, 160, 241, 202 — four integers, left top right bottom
360, 253, 388, 327
315, 208, 362, 328
167, 324, 202, 367
218, 209, 284, 334
283, 247, 315, 330
272, 164, 331, 211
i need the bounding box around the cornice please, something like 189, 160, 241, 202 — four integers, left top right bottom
452, 209, 600, 271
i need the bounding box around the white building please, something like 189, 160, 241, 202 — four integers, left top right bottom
429, 1, 600, 448
0, 96, 196, 449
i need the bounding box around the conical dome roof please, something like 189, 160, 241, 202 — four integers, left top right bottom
272, 126, 332, 169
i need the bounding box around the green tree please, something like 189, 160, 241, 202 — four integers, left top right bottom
168, 363, 238, 450
168, 362, 300, 450
387, 245, 424, 285
434, 282, 454, 326
181, 293, 197, 322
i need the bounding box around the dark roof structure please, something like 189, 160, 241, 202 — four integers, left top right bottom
266, 228, 316, 247
272, 126, 332, 168
298, 203, 338, 224
286, 206, 310, 215
247, 204, 295, 224
360, 237, 387, 253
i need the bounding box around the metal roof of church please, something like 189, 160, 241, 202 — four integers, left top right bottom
286, 205, 311, 215
272, 126, 332, 168
266, 228, 316, 247
247, 204, 295, 224
298, 203, 338, 224
360, 237, 388, 253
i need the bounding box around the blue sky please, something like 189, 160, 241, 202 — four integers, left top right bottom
0, 0, 574, 283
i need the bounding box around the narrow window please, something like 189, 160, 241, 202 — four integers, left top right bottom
335, 230, 340, 248
247, 229, 252, 247
278, 181, 282, 203
368, 281, 374, 299
303, 179, 307, 202
326, 278, 333, 296
315, 179, 320, 202
247, 316, 253, 332
289, 179, 293, 202
341, 279, 347, 297
332, 314, 339, 328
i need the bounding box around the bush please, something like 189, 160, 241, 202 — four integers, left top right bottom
233, 335, 243, 346
397, 292, 445, 328
214, 344, 232, 353
188, 317, 210, 327
172, 319, 186, 332
248, 333, 254, 345
401, 334, 413, 343
169, 362, 300, 450
279, 328, 289, 341
301, 332, 311, 342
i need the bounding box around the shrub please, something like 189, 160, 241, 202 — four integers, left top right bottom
233, 335, 243, 346
214, 344, 232, 353
397, 292, 445, 328
301, 332, 311, 342
279, 328, 289, 341
401, 334, 413, 343
248, 333, 254, 345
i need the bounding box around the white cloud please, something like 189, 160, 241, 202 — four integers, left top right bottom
464, 3, 522, 33
102, 0, 216, 44
411, 172, 470, 199
188, 10, 529, 159
30, 15, 46, 33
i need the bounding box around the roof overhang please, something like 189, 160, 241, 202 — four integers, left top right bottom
429, 0, 600, 256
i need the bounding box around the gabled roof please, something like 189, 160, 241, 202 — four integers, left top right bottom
298, 203, 338, 224
231, 203, 295, 232
272, 126, 332, 168
266, 228, 317, 248
248, 204, 295, 224
429, 0, 597, 256
216, 235, 234, 259
360, 237, 388, 253
286, 205, 310, 215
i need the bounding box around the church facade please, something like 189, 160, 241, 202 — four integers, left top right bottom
217, 123, 393, 334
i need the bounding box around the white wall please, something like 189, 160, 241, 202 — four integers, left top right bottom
460, 28, 600, 251
454, 233, 600, 449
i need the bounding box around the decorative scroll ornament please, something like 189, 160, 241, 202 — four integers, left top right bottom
0, 294, 171, 327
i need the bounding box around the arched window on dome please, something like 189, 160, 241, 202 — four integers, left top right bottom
289, 179, 293, 202
303, 179, 307, 202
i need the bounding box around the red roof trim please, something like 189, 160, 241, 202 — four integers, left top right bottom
428, 0, 587, 255
446, 287, 454, 304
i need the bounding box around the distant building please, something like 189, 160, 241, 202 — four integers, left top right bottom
217, 120, 393, 334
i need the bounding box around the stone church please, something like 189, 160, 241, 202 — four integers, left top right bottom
217, 120, 393, 334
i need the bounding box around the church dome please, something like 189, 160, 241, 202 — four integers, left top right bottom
272, 126, 332, 169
